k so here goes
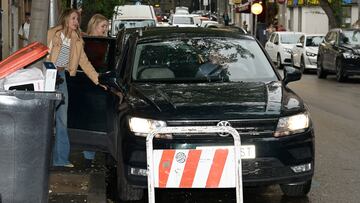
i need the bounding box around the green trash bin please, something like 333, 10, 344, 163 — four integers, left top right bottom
0, 91, 61, 203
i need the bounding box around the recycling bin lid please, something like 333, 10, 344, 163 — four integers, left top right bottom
0, 42, 49, 79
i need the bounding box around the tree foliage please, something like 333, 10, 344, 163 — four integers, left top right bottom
319, 0, 343, 29
79, 0, 125, 30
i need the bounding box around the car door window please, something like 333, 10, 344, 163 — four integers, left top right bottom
333, 32, 339, 45
299, 36, 304, 46
327, 32, 337, 45
324, 32, 332, 43
83, 36, 116, 73
274, 34, 279, 45
269, 33, 275, 43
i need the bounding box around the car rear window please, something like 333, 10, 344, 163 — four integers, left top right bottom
280, 34, 302, 44
131, 37, 277, 83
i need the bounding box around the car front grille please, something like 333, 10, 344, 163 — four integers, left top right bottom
166, 118, 278, 138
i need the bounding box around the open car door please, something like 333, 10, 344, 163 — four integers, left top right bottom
67, 36, 117, 152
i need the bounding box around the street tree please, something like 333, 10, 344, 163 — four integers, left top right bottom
319, 0, 343, 29
79, 0, 124, 30
29, 0, 50, 44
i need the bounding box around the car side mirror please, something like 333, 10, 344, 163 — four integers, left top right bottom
296, 43, 303, 47
98, 71, 122, 92
283, 66, 301, 85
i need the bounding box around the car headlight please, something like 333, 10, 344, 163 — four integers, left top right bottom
283, 48, 292, 54
128, 117, 170, 138
343, 52, 359, 59
306, 51, 316, 57
274, 113, 310, 137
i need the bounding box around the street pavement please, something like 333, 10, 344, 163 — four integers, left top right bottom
49, 71, 360, 203
49, 151, 107, 203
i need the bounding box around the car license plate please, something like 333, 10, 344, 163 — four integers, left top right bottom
196, 145, 256, 159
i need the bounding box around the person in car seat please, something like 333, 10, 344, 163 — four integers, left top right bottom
47, 9, 106, 168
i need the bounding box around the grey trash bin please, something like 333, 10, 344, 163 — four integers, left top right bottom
0, 91, 61, 203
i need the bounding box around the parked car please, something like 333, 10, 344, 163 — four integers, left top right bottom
69, 28, 314, 201
265, 31, 304, 69
317, 28, 360, 82
169, 14, 197, 27
291, 34, 325, 73
200, 20, 218, 28
175, 6, 189, 15
111, 5, 157, 36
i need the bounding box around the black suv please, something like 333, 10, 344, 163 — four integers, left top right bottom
317, 28, 360, 82
67, 28, 314, 201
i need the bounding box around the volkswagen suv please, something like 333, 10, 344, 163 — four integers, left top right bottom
68, 28, 315, 201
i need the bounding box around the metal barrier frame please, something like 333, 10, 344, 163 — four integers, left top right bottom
146, 126, 243, 203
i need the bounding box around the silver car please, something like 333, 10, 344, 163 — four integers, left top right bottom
291, 34, 325, 73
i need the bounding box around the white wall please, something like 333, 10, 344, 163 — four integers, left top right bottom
302, 7, 328, 34
351, 6, 359, 25
287, 6, 328, 34
1, 0, 10, 58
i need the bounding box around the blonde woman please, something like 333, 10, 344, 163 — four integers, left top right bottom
86, 14, 109, 36
82, 13, 109, 166
47, 9, 104, 167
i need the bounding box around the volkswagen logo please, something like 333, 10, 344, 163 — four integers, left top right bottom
217, 121, 231, 137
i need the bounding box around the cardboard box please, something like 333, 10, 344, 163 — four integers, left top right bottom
3, 67, 45, 91
42, 62, 57, 92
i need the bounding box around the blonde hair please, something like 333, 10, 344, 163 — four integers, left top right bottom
57, 8, 81, 38
86, 14, 108, 36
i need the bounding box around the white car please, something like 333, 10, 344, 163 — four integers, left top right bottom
291, 34, 325, 73
169, 14, 197, 27
175, 6, 189, 15
265, 32, 304, 69
200, 20, 218, 28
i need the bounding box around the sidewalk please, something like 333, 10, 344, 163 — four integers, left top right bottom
48, 151, 108, 203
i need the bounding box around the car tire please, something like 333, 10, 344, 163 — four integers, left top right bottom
336, 60, 347, 82
277, 54, 283, 69
116, 118, 144, 201
317, 55, 327, 79
280, 180, 312, 197
116, 158, 144, 201
300, 56, 306, 74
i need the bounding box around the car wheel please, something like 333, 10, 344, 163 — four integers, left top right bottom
116, 119, 144, 201
277, 54, 283, 69
116, 158, 144, 201
336, 60, 347, 82
317, 55, 327, 79
300, 56, 306, 74
280, 180, 312, 197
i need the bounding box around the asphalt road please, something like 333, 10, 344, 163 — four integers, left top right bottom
287, 72, 360, 203
50, 72, 360, 203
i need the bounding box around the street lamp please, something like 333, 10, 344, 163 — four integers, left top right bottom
251, 2, 263, 38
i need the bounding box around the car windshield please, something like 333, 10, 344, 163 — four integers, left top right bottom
132, 37, 277, 83
281, 34, 302, 44
342, 30, 360, 45
173, 17, 194, 24
306, 36, 324, 47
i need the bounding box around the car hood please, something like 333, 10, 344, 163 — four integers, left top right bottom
342, 44, 360, 55
127, 81, 304, 119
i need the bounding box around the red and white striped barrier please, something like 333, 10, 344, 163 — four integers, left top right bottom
146, 126, 244, 203
154, 148, 235, 188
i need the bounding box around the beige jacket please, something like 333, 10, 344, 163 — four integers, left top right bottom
47, 26, 99, 84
